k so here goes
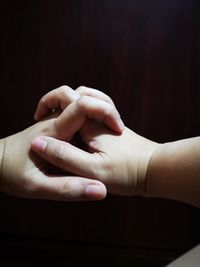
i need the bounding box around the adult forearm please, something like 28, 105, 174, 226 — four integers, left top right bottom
146, 137, 200, 207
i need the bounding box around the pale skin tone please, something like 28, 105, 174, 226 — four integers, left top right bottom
0, 85, 200, 207
32, 86, 200, 208
0, 88, 124, 201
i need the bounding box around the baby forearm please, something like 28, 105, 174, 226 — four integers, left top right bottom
146, 137, 200, 207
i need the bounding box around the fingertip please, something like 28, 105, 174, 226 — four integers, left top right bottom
34, 112, 39, 121
116, 118, 125, 133
31, 137, 47, 152
85, 183, 107, 200
34, 108, 44, 121
108, 117, 125, 134
120, 121, 125, 132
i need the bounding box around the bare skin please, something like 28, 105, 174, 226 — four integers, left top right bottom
0, 87, 124, 201
32, 86, 200, 207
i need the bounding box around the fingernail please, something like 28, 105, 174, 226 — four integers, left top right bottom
32, 137, 47, 151
85, 184, 105, 199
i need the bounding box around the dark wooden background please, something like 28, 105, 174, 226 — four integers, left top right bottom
0, 0, 200, 266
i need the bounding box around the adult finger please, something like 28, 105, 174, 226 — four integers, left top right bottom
31, 137, 102, 179
32, 174, 107, 201
34, 85, 79, 121
76, 86, 116, 108
35, 85, 118, 121
53, 95, 124, 140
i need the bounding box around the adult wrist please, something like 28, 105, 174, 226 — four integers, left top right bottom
139, 142, 163, 197
144, 142, 172, 199
144, 138, 200, 206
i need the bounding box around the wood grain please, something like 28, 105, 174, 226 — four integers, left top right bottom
0, 0, 199, 258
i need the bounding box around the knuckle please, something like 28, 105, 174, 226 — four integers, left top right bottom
57, 86, 79, 104
76, 95, 89, 110
60, 182, 71, 200
107, 95, 113, 104
96, 153, 112, 180
102, 103, 113, 117
57, 85, 72, 95
76, 86, 87, 94
58, 85, 70, 90
23, 179, 40, 197
51, 144, 67, 163
88, 154, 104, 179
43, 140, 68, 166
40, 95, 48, 105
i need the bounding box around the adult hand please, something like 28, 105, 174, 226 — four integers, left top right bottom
32, 125, 159, 196
32, 86, 160, 196
0, 91, 123, 201
33, 86, 200, 206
